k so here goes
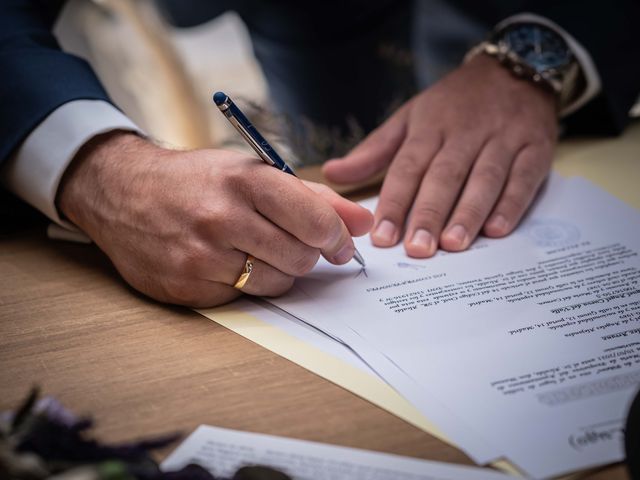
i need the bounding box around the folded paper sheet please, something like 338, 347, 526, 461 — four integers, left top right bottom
162, 425, 512, 480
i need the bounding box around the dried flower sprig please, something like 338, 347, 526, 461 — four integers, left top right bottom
1, 388, 290, 480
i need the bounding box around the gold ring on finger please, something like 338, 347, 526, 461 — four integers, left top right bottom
233, 254, 255, 290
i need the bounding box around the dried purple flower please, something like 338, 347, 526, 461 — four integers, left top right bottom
1, 389, 290, 480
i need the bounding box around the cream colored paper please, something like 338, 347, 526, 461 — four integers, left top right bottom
198, 304, 449, 443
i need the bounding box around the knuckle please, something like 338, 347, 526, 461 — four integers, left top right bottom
247, 229, 269, 252
227, 164, 266, 200
167, 250, 197, 278
403, 135, 428, 150
378, 194, 410, 221
311, 182, 332, 196
167, 250, 191, 276
429, 161, 467, 185
488, 136, 510, 153
456, 202, 488, 223
222, 171, 246, 196
163, 278, 200, 305
394, 156, 422, 177
530, 133, 556, 151
225, 161, 253, 185
512, 165, 541, 190
393, 155, 425, 179
308, 207, 340, 245
167, 241, 212, 278
475, 163, 506, 185
411, 203, 445, 224
288, 249, 320, 276
507, 127, 530, 147
503, 134, 526, 152
499, 193, 527, 215
443, 137, 476, 157
264, 276, 296, 298
532, 135, 550, 148
193, 202, 231, 233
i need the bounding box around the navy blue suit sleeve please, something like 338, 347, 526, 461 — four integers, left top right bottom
517, 1, 640, 135
0, 0, 112, 164
452, 0, 640, 135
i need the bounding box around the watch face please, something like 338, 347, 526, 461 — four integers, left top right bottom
502, 23, 572, 72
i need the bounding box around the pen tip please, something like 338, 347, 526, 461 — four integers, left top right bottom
354, 249, 366, 267
213, 91, 227, 106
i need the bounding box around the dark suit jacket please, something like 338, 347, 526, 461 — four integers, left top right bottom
1, 0, 639, 168
0, 1, 111, 165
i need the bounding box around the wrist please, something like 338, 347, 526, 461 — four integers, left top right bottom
466, 52, 557, 112
465, 21, 582, 115
56, 130, 150, 237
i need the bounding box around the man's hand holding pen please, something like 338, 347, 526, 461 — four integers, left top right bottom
56, 131, 372, 307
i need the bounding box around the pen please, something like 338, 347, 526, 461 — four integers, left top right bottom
213, 91, 365, 267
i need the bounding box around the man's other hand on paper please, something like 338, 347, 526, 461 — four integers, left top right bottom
56, 132, 373, 307
324, 54, 557, 259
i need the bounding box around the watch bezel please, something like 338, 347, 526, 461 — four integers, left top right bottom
487, 22, 577, 96
484, 42, 563, 94
497, 23, 573, 71
463, 21, 584, 114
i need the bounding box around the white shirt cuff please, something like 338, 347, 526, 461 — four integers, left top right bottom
0, 99, 143, 232
496, 13, 602, 117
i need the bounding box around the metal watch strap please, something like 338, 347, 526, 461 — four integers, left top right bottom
464, 40, 581, 111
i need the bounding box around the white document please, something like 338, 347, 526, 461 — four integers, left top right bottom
266, 175, 640, 478
161, 425, 512, 480
236, 296, 373, 374
231, 296, 501, 466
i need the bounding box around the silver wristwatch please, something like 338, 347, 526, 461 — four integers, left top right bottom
466, 22, 582, 110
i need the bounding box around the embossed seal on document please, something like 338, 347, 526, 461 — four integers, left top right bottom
525, 218, 581, 248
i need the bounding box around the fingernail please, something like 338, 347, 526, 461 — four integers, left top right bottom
487, 214, 508, 234
410, 229, 434, 254
445, 224, 468, 248
332, 243, 355, 264
373, 219, 397, 244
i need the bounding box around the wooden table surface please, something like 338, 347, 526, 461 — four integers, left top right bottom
0, 167, 631, 479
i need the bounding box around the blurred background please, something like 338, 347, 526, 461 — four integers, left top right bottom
55, 0, 269, 153
54, 0, 640, 163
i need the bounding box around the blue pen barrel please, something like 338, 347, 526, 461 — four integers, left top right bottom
213, 91, 364, 267
215, 91, 297, 176
228, 103, 295, 175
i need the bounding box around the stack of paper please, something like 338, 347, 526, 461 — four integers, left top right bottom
203, 175, 640, 478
